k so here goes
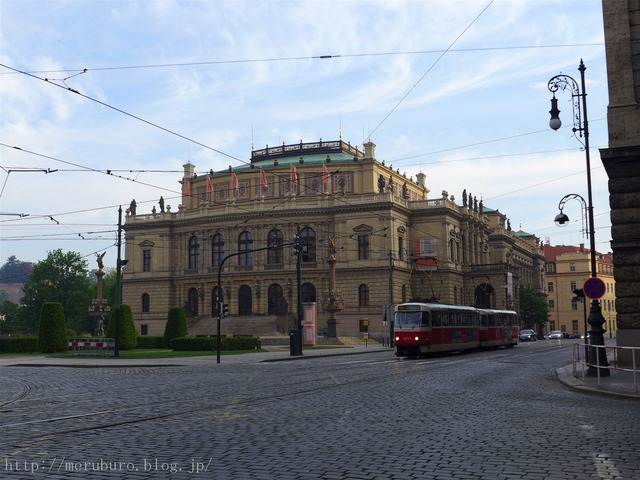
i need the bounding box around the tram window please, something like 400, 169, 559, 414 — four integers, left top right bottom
421, 312, 430, 326
432, 312, 441, 327
480, 315, 488, 327
396, 312, 421, 328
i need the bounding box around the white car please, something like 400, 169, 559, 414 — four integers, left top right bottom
548, 330, 563, 339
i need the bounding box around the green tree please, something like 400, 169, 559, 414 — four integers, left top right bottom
38, 302, 67, 353
100, 268, 118, 310
0, 300, 25, 335
21, 250, 94, 334
163, 307, 188, 348
105, 304, 137, 350
519, 284, 549, 337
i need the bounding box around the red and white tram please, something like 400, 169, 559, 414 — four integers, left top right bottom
393, 302, 520, 358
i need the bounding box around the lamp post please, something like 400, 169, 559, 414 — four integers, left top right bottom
548, 60, 609, 376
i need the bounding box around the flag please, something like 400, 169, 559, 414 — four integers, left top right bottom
260, 168, 267, 189
290, 163, 297, 189
323, 163, 329, 185
206, 174, 213, 193
184, 177, 191, 197
231, 171, 238, 192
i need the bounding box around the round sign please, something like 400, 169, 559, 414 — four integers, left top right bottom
583, 277, 606, 299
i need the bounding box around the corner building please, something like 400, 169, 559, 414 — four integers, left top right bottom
122, 140, 546, 338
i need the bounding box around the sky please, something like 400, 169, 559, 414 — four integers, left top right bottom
1, 0, 610, 270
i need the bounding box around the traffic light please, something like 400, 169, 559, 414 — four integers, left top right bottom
291, 234, 300, 255
573, 288, 585, 301
222, 303, 229, 318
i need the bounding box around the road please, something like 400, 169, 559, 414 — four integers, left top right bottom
1, 340, 639, 479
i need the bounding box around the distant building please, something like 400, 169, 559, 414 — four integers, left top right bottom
544, 244, 616, 337
122, 139, 546, 338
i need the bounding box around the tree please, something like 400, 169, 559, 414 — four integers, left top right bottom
21, 250, 94, 334
519, 284, 549, 337
38, 302, 67, 353
0, 300, 25, 335
163, 307, 188, 348
105, 304, 137, 350
0, 256, 33, 283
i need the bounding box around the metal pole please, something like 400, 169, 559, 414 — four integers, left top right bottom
114, 206, 123, 357
297, 234, 303, 354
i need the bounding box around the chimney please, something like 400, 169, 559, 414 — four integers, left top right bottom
580, 243, 584, 253
364, 141, 376, 160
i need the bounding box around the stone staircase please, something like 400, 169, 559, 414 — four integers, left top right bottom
187, 315, 291, 347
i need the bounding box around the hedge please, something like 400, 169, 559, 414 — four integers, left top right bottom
170, 336, 260, 351
164, 307, 188, 348
105, 304, 137, 350
0, 336, 40, 353
38, 302, 68, 353
136, 336, 165, 349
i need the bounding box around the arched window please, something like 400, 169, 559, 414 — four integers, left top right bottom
212, 233, 225, 268
141, 293, 150, 313
186, 287, 199, 317
268, 284, 287, 315
238, 231, 253, 265
359, 284, 369, 307
238, 285, 252, 315
212, 287, 222, 317
302, 283, 316, 303
267, 229, 284, 264
299, 227, 316, 262
188, 236, 200, 269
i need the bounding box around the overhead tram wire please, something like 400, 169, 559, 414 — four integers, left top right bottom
368, 0, 494, 139
0, 43, 605, 77
0, 63, 245, 167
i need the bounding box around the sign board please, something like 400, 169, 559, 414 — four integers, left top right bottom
583, 277, 606, 300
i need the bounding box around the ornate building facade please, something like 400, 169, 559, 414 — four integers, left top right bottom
121, 140, 546, 338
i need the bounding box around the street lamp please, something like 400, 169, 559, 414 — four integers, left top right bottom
548, 60, 609, 376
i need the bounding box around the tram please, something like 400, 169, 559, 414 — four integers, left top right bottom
393, 302, 520, 358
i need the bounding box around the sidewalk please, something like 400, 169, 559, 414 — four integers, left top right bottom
0, 342, 392, 368
555, 364, 640, 400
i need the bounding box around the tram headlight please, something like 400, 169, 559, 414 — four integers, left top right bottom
394, 336, 400, 342
415, 336, 419, 341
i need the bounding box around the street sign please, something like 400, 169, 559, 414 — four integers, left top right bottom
583, 277, 606, 299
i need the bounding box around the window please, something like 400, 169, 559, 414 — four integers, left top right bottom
398, 237, 404, 260
549, 300, 555, 310
267, 229, 284, 264
141, 293, 150, 313
300, 227, 316, 262
358, 284, 369, 306
358, 235, 370, 260
571, 298, 579, 311
188, 236, 200, 269
140, 324, 148, 336
570, 281, 577, 291
547, 282, 554, 292
212, 234, 225, 268
143, 249, 151, 272
186, 287, 199, 317
302, 283, 316, 303
238, 231, 253, 265
570, 262, 576, 272
238, 285, 252, 315
572, 320, 578, 333
546, 263, 555, 273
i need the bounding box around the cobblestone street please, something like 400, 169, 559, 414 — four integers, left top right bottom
1, 344, 639, 479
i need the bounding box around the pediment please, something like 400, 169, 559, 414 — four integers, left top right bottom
352, 224, 373, 233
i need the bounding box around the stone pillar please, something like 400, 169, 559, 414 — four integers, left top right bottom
600, 0, 640, 363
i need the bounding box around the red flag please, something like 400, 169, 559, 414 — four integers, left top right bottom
184, 177, 191, 197
323, 163, 329, 185
206, 175, 213, 193
290, 163, 297, 189
231, 171, 238, 192
260, 168, 267, 189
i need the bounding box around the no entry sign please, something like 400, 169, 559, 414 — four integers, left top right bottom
583, 277, 606, 299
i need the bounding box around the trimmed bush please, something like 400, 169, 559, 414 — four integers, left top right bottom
163, 307, 188, 348
0, 336, 40, 353
38, 302, 67, 353
136, 336, 165, 349
170, 336, 260, 351
105, 305, 138, 350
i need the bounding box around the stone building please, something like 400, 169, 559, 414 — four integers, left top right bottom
544, 244, 616, 337
121, 139, 545, 339
600, 1, 640, 353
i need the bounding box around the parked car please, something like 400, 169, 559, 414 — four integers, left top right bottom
569, 333, 581, 339
548, 330, 564, 339
519, 329, 537, 342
